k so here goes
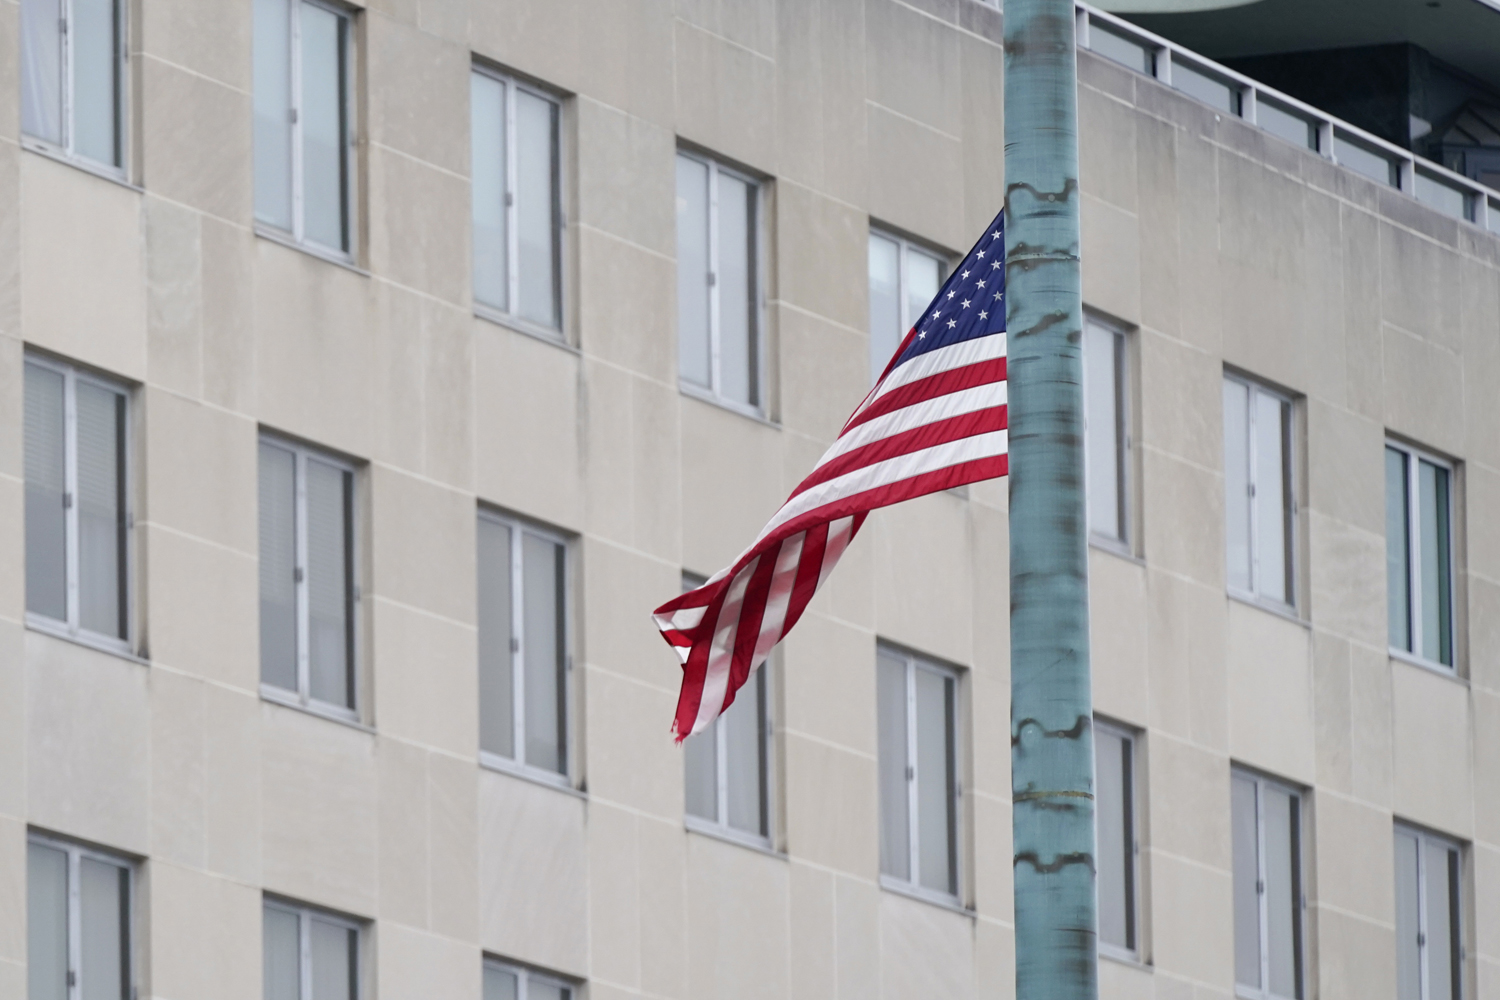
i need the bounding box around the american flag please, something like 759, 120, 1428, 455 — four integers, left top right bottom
654, 209, 1009, 739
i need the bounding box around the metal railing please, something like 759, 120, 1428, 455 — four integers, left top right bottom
1075, 2, 1500, 234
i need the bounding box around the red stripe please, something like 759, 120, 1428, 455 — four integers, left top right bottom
721, 541, 780, 716
845, 357, 1006, 433
790, 406, 1008, 501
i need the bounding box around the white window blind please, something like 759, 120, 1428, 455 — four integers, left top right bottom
262, 900, 358, 1000
1395, 825, 1464, 1000
1224, 376, 1295, 607
1386, 442, 1455, 668
21, 0, 125, 171
867, 230, 943, 385
1233, 770, 1304, 1000
27, 834, 132, 1000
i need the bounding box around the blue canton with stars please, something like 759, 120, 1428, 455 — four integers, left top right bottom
890, 209, 1005, 372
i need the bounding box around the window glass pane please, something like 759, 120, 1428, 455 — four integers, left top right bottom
1414, 173, 1470, 222
483, 966, 519, 1000
477, 517, 515, 758
1264, 786, 1301, 999
1086, 324, 1123, 542
259, 443, 299, 691
868, 234, 900, 385
27, 842, 69, 1000
676, 155, 711, 388
1095, 728, 1131, 950
1418, 460, 1452, 666
1255, 391, 1290, 604
309, 918, 355, 1000
1257, 100, 1315, 151
253, 0, 294, 230
300, 4, 349, 251
71, 0, 119, 166
1173, 62, 1237, 114
723, 669, 765, 836
914, 668, 955, 895
76, 383, 127, 639
1387, 447, 1412, 652
905, 249, 942, 334
307, 460, 353, 707
1394, 829, 1421, 1000
1223, 380, 1251, 592
1089, 23, 1153, 75
1334, 134, 1397, 187
523, 533, 566, 773
529, 981, 567, 1000
21, 0, 63, 144
877, 650, 909, 880
1232, 774, 1261, 990
25, 363, 68, 622
1425, 842, 1457, 1000
683, 717, 717, 822
717, 171, 756, 407
79, 858, 127, 1000
471, 73, 508, 312
262, 906, 300, 1000
515, 90, 560, 329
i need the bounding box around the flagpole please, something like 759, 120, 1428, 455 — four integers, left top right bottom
1003, 1, 1098, 999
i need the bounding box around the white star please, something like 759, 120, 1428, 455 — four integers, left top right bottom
992, 230, 1002, 239
979, 310, 988, 320
962, 270, 971, 279
918, 331, 926, 339
947, 319, 957, 329
946, 291, 955, 300
994, 292, 1002, 300
976, 280, 986, 289
961, 299, 971, 309
976, 250, 986, 259
991, 260, 1001, 269
931, 310, 941, 319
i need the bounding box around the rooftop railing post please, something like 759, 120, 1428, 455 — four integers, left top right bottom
1003, 1, 1098, 1000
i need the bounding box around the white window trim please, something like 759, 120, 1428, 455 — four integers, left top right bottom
676, 149, 766, 416
1234, 769, 1305, 1000
867, 226, 949, 384
1084, 315, 1133, 554
23, 354, 134, 655
682, 665, 775, 851
476, 509, 574, 788
1095, 717, 1141, 964
1225, 374, 1298, 613
484, 957, 573, 1000
1387, 439, 1457, 672
20, 0, 129, 179
27, 831, 135, 1000
878, 645, 964, 907
258, 434, 361, 721
263, 897, 361, 1000
1396, 823, 1466, 1000
470, 64, 566, 339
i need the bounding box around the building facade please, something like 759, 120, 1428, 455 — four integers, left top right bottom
1, 1, 1498, 999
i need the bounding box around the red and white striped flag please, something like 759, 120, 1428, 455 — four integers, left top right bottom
654, 210, 1009, 739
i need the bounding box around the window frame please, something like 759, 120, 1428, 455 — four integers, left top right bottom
1394, 822, 1466, 1000
262, 897, 362, 1000
19, 0, 129, 179
257, 433, 362, 722
470, 62, 567, 340
1083, 314, 1133, 554
1386, 438, 1458, 672
23, 353, 135, 655
483, 956, 573, 1000
675, 148, 766, 418
1233, 768, 1306, 1000
1223, 372, 1299, 613
476, 508, 575, 787
1093, 717, 1141, 963
876, 643, 964, 907
866, 225, 949, 386
27, 831, 135, 1000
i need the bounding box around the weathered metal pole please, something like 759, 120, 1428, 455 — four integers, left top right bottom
1003, 1, 1097, 999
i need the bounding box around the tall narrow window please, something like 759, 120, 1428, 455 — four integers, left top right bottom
1095, 721, 1137, 957
258, 437, 357, 715
254, 0, 354, 255
1395, 825, 1464, 1000
28, 833, 132, 1000
676, 151, 761, 411
471, 67, 563, 332
1232, 770, 1304, 1000
1224, 376, 1295, 607
484, 959, 571, 1000
867, 229, 944, 385
478, 511, 570, 778
1386, 441, 1455, 668
24, 356, 130, 647
1084, 318, 1130, 547
21, 0, 125, 172
877, 645, 960, 899
262, 899, 358, 1000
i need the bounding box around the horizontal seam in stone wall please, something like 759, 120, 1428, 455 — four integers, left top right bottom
865, 99, 963, 146
137, 51, 250, 98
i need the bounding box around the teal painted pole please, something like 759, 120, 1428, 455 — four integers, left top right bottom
1003, 1, 1097, 999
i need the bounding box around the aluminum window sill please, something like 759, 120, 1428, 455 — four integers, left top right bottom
259, 685, 373, 732
21, 139, 138, 192
684, 816, 782, 859
1099, 946, 1149, 970
473, 305, 579, 354
254, 224, 369, 276
1089, 536, 1143, 565
679, 383, 779, 428
878, 876, 975, 918
25, 616, 148, 666
1226, 591, 1309, 629
1388, 648, 1465, 685
479, 753, 586, 799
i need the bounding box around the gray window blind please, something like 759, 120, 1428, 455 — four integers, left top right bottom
878, 646, 959, 896
477, 517, 515, 758
676, 154, 711, 389
28, 838, 131, 1000
259, 442, 298, 692
1085, 321, 1128, 545
25, 362, 68, 622
27, 842, 68, 1000
515, 89, 560, 328
522, 532, 566, 773
305, 458, 353, 707
253, 0, 294, 230
263, 905, 300, 1000
471, 72, 508, 313
1095, 725, 1135, 953
75, 382, 126, 639
299, 3, 348, 251
1233, 771, 1304, 999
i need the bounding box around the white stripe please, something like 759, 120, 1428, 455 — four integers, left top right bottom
669, 605, 708, 630
691, 557, 759, 736
748, 532, 806, 669
859, 333, 1006, 417
817, 517, 855, 589
815, 381, 1006, 472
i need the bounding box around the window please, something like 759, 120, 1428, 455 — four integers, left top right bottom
477, 511, 570, 778
1386, 441, 1455, 668
1084, 317, 1130, 547
676, 150, 762, 411
258, 437, 358, 716
1232, 770, 1304, 1000
254, 0, 355, 255
867, 229, 944, 385
1224, 376, 1295, 607
1395, 825, 1464, 1000
262, 899, 358, 1000
484, 959, 570, 1000
471, 67, 563, 332
20, 0, 125, 172
877, 645, 960, 899
28, 834, 132, 1000
24, 356, 131, 648
1095, 721, 1137, 958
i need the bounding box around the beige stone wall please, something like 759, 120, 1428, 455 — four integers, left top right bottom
0, 1, 1494, 999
